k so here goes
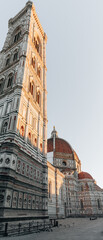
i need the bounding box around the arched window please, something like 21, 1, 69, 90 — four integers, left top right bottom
36, 89, 40, 106
40, 143, 42, 151
37, 67, 41, 79
7, 74, 13, 88
37, 36, 42, 57
13, 116, 16, 130
2, 121, 8, 133
6, 56, 10, 66
28, 132, 31, 142
13, 51, 18, 61
20, 126, 24, 137
35, 138, 37, 146
29, 81, 35, 97
14, 30, 21, 43
33, 36, 42, 57
32, 57, 36, 69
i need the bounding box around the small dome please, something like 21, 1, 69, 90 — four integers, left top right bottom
78, 171, 93, 180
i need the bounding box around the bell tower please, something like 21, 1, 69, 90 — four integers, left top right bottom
0, 1, 48, 221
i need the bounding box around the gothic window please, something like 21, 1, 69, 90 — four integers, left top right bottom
33, 36, 42, 57
37, 36, 42, 57
7, 74, 13, 88
13, 51, 18, 61
28, 132, 31, 142
36, 89, 41, 106
14, 31, 21, 43
35, 138, 37, 146
37, 66, 41, 79
29, 81, 35, 97
32, 57, 36, 69
40, 143, 42, 151
2, 121, 8, 133
20, 126, 24, 137
6, 57, 10, 66
13, 116, 16, 130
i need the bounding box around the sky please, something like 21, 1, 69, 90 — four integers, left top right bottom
0, 0, 103, 188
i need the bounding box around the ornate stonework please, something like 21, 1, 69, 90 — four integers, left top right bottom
0, 1, 48, 221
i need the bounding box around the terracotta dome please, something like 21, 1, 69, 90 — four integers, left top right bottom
78, 171, 93, 180
47, 137, 73, 154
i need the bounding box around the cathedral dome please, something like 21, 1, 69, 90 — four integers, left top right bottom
78, 171, 93, 180
47, 127, 74, 155
47, 137, 73, 154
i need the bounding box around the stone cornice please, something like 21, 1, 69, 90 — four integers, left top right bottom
8, 1, 33, 26
32, 4, 47, 40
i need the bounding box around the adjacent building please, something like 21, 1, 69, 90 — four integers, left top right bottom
47, 127, 103, 218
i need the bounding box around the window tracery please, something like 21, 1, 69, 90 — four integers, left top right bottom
7, 73, 13, 88
14, 31, 21, 43
20, 125, 24, 137
2, 121, 8, 133
13, 51, 19, 61
33, 36, 42, 57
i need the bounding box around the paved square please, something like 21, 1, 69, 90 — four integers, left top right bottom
1, 218, 103, 240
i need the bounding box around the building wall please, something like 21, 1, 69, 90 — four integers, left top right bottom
48, 161, 103, 218
47, 161, 66, 219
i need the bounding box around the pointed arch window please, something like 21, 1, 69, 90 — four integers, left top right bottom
29, 81, 35, 98
14, 31, 21, 43
20, 126, 24, 137
6, 57, 10, 66
37, 66, 41, 79
13, 51, 19, 61
33, 36, 42, 57
2, 121, 8, 133
36, 88, 41, 106
32, 57, 36, 69
28, 132, 31, 142
7, 74, 13, 88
